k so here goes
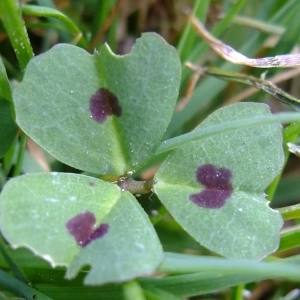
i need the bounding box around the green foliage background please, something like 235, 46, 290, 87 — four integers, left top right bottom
1, 0, 300, 299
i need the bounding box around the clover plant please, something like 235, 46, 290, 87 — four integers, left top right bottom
0, 33, 284, 285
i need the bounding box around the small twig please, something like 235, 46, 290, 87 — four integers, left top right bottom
185, 62, 300, 110
117, 177, 153, 195
225, 67, 300, 104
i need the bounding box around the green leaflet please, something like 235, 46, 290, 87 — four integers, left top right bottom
0, 173, 163, 285
13, 33, 180, 175
155, 103, 284, 260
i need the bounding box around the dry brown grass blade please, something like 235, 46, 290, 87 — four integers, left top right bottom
176, 71, 201, 111
188, 13, 300, 68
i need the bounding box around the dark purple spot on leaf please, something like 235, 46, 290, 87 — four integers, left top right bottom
88, 224, 109, 242
89, 88, 122, 123
189, 164, 233, 209
66, 211, 109, 247
88, 182, 95, 186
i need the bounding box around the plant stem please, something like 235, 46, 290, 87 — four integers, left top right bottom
117, 177, 153, 195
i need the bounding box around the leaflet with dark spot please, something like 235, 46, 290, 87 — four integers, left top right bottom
189, 164, 233, 209
66, 211, 109, 247
89, 88, 122, 123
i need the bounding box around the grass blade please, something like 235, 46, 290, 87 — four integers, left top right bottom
278, 228, 300, 252
0, 0, 34, 70
22, 4, 87, 47
157, 112, 300, 154
0, 269, 52, 300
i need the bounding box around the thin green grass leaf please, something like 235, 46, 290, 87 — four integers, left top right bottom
0, 56, 20, 81
157, 112, 300, 155
230, 15, 285, 35
141, 283, 181, 300
22, 4, 87, 47
0, 57, 18, 159
159, 252, 300, 280
0, 57, 13, 110
35, 284, 123, 300
273, 177, 300, 206
0, 167, 6, 190
140, 272, 271, 298
278, 204, 300, 220
278, 227, 300, 252
0, 0, 34, 70
26, 21, 74, 33
0, 269, 51, 300
284, 122, 300, 141
139, 254, 300, 297
12, 132, 26, 177
0, 0, 31, 176
265, 107, 300, 201
3, 248, 54, 270
2, 139, 16, 176
0, 235, 29, 284
0, 99, 17, 160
